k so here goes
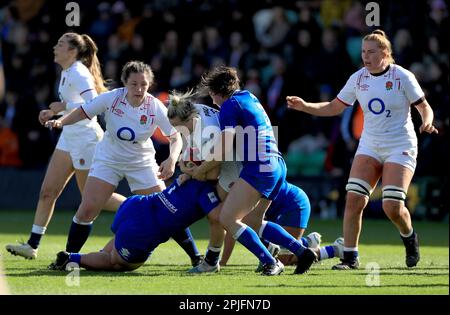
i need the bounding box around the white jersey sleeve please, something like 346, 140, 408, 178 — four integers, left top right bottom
153, 98, 177, 136
336, 70, 361, 106
402, 69, 425, 104
66, 89, 98, 111
81, 89, 116, 119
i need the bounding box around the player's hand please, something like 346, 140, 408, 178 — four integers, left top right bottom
49, 101, 66, 114
158, 157, 176, 180
179, 160, 196, 176
38, 109, 55, 125
286, 96, 306, 112
419, 122, 439, 134
177, 173, 191, 185
44, 119, 62, 130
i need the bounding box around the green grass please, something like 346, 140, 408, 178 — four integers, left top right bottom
0, 210, 448, 295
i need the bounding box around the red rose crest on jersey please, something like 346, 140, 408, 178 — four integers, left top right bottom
140, 114, 148, 125
386, 81, 393, 90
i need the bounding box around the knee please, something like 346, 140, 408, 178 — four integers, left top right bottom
76, 201, 100, 222
382, 200, 403, 220
219, 211, 235, 230
345, 178, 373, 214
345, 192, 367, 215
208, 209, 221, 226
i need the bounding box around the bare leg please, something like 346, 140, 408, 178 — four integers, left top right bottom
33, 149, 74, 227
80, 238, 143, 271
343, 155, 382, 248
219, 232, 235, 266
381, 163, 414, 234
74, 170, 126, 212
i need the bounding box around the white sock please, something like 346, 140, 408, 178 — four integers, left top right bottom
319, 247, 329, 260
344, 246, 358, 252
207, 246, 221, 253
31, 224, 46, 235
400, 229, 414, 238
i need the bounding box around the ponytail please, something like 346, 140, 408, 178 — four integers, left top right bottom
63, 32, 108, 93
167, 89, 199, 122
80, 34, 107, 93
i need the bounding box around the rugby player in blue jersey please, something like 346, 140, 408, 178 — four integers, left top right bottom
48, 176, 221, 271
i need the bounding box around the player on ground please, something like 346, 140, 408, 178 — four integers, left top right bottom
167, 91, 329, 273
44, 61, 207, 267
48, 177, 221, 272
287, 30, 438, 269
183, 67, 318, 275
6, 33, 124, 260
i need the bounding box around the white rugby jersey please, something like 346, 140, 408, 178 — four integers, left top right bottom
81, 87, 177, 167
183, 104, 221, 161
337, 64, 424, 145
58, 61, 99, 133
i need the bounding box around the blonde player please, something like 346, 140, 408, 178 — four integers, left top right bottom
167, 89, 329, 276
287, 29, 438, 270
6, 33, 124, 260
45, 61, 183, 259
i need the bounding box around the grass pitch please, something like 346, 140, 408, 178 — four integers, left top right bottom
0, 209, 448, 295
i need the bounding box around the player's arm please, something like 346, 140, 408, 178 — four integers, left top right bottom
158, 132, 183, 180
180, 160, 221, 181
192, 130, 233, 181
44, 107, 89, 129
286, 96, 347, 117
414, 99, 439, 134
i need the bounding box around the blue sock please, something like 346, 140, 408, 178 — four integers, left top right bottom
319, 245, 336, 260
66, 221, 93, 253
68, 253, 81, 265
260, 238, 270, 248
28, 233, 43, 249
237, 226, 275, 265
300, 237, 308, 247
172, 228, 200, 260
261, 222, 306, 257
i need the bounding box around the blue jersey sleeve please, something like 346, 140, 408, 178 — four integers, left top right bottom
219, 98, 240, 130
198, 185, 221, 214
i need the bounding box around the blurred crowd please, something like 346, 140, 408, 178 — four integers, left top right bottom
0, 0, 448, 183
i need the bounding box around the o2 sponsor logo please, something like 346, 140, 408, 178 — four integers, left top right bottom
368, 98, 391, 117
117, 127, 136, 141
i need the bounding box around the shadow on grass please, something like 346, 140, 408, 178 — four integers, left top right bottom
1, 211, 448, 247
248, 283, 449, 289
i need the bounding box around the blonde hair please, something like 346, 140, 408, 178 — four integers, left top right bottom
167, 89, 199, 122
63, 33, 108, 93
363, 29, 395, 64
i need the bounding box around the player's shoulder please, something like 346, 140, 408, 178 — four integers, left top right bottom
348, 67, 367, 80
391, 64, 416, 79
196, 104, 219, 116
71, 61, 91, 78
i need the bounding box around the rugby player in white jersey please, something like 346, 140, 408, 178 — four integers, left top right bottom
6, 33, 124, 260
287, 30, 438, 270
44, 61, 186, 261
